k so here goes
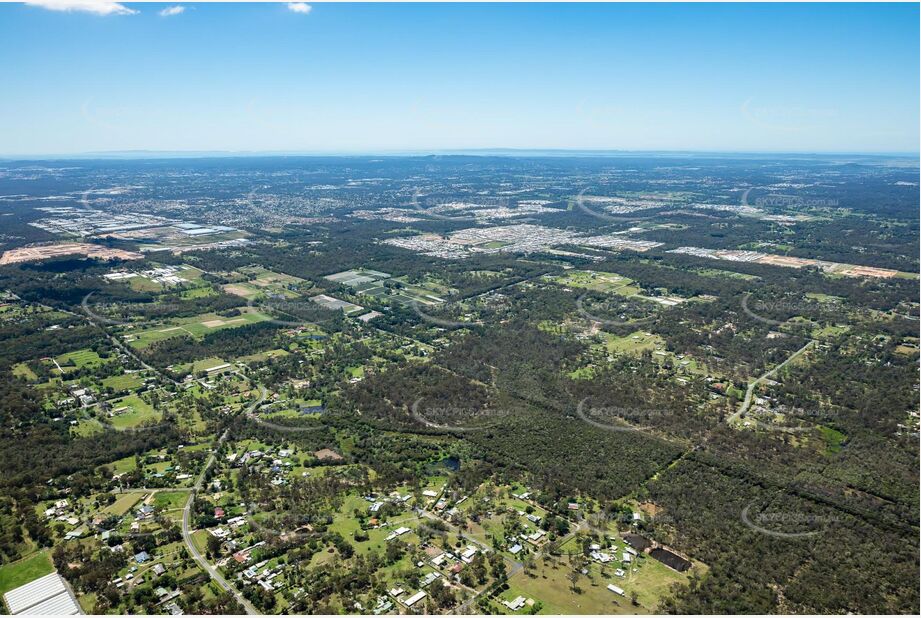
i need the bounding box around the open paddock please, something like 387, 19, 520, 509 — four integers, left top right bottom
126, 309, 272, 348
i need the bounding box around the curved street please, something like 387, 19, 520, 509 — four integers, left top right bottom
180, 382, 268, 615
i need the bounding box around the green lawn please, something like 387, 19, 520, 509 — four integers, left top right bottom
601, 331, 664, 355
124, 309, 272, 349
103, 492, 145, 516
178, 266, 206, 282
108, 394, 161, 429
77, 592, 97, 614
11, 362, 37, 381
174, 357, 232, 374
548, 270, 633, 293
105, 455, 138, 475
101, 373, 143, 392
818, 425, 847, 455
152, 491, 189, 511
71, 418, 105, 437
0, 550, 54, 597
180, 286, 218, 299
324, 494, 421, 556
191, 530, 210, 555
812, 324, 851, 339
56, 348, 105, 370
238, 349, 289, 363
128, 276, 163, 292
506, 551, 690, 615
694, 268, 760, 281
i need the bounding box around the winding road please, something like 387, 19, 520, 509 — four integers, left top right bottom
729, 339, 816, 425
180, 384, 268, 615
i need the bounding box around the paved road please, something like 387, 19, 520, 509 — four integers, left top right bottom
75, 295, 265, 613
181, 429, 258, 615
114, 486, 192, 494
729, 339, 816, 425
181, 384, 268, 615
420, 508, 538, 615
72, 299, 180, 387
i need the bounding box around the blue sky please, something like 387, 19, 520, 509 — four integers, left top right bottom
1, 2, 918, 155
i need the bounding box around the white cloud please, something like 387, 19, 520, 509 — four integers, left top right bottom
159, 5, 185, 17
287, 3, 312, 15
24, 1, 137, 15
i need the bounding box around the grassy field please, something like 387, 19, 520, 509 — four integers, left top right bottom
128, 276, 163, 292
549, 270, 638, 294
180, 286, 218, 299
505, 546, 692, 615
103, 492, 145, 516
0, 550, 54, 597
71, 418, 105, 437
171, 356, 232, 375
506, 560, 638, 615
812, 324, 851, 339
601, 331, 665, 355
56, 348, 105, 370
152, 490, 189, 512
124, 309, 272, 349
105, 455, 138, 475
330, 504, 422, 557
238, 348, 289, 363
222, 282, 262, 299
694, 267, 760, 281
77, 592, 97, 613
108, 394, 161, 429
178, 266, 206, 282
246, 266, 305, 285
11, 362, 37, 381
567, 330, 712, 380
101, 373, 144, 391
220, 267, 307, 299
818, 425, 847, 455
191, 530, 210, 556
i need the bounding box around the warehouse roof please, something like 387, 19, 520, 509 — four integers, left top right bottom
3, 572, 81, 615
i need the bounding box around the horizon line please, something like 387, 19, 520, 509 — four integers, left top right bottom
2, 148, 919, 162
